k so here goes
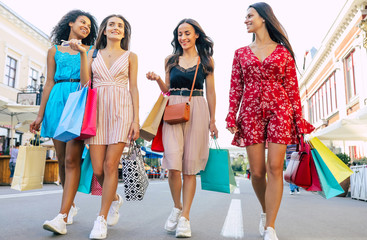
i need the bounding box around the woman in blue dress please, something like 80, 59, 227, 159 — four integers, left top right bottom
30, 10, 98, 235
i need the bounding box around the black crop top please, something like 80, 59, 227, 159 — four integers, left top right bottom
169, 64, 206, 90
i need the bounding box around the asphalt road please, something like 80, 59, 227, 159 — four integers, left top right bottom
1, 177, 367, 240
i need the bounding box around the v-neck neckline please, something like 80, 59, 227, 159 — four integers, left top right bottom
248, 44, 280, 64
99, 50, 128, 72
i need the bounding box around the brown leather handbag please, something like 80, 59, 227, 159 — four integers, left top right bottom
163, 57, 200, 124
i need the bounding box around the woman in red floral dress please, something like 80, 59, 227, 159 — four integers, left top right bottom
226, 3, 314, 240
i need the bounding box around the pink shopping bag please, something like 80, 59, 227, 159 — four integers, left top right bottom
75, 87, 97, 140
91, 174, 102, 196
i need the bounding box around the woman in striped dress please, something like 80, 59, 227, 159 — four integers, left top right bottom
72, 14, 139, 239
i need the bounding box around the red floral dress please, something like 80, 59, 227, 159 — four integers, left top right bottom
225, 45, 314, 147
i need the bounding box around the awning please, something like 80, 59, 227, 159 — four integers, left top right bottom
314, 117, 367, 141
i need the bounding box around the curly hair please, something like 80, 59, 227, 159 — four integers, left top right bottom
95, 14, 131, 50
166, 18, 214, 74
50, 9, 98, 46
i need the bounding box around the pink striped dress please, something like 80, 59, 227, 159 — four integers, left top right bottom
85, 51, 133, 145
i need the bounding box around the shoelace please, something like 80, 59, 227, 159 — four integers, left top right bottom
169, 210, 181, 222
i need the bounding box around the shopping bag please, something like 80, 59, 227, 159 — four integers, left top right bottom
78, 147, 93, 194
305, 152, 322, 191
121, 142, 149, 201
284, 137, 312, 188
311, 149, 344, 199
200, 140, 237, 194
140, 94, 168, 141
75, 87, 97, 140
310, 137, 353, 183
151, 120, 164, 152
11, 145, 47, 191
53, 86, 88, 142
91, 174, 102, 196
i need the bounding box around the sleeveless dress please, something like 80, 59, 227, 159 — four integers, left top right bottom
41, 45, 92, 138
162, 64, 210, 175
85, 51, 133, 145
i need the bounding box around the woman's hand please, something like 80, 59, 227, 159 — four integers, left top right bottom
210, 122, 218, 139
69, 39, 86, 53
128, 122, 140, 141
30, 116, 43, 134
146, 72, 161, 81
227, 126, 238, 134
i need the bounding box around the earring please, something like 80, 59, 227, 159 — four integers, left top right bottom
263, 20, 265, 23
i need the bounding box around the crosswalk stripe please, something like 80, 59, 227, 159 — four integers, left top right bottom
221, 199, 244, 239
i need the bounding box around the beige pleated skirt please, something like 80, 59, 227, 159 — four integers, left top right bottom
162, 95, 210, 175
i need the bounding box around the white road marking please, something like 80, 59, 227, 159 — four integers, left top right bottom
234, 181, 240, 194
0, 190, 62, 199
0, 180, 167, 199
221, 199, 244, 239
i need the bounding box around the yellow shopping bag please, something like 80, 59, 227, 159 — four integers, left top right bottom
11, 145, 47, 191
309, 137, 353, 183
140, 93, 168, 141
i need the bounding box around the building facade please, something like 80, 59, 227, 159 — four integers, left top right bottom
0, 2, 49, 151
300, 0, 367, 161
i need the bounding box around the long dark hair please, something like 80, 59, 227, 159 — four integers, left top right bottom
95, 14, 131, 50
249, 2, 295, 60
166, 18, 214, 74
50, 10, 98, 46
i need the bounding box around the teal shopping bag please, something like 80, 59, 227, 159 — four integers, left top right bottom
200, 140, 237, 194
311, 149, 344, 199
53, 86, 88, 142
78, 147, 93, 194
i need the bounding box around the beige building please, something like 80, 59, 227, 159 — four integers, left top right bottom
300, 0, 367, 161
0, 2, 50, 150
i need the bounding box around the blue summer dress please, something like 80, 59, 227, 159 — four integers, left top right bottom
41, 45, 92, 138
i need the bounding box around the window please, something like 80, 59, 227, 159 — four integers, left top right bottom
29, 68, 39, 90
308, 72, 338, 124
5, 56, 17, 88
344, 50, 356, 103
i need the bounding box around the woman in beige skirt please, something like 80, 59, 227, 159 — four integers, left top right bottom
146, 18, 218, 238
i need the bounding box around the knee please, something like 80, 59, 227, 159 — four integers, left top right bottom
267, 162, 283, 176
94, 170, 104, 180
64, 156, 79, 170
251, 170, 266, 181
168, 170, 181, 178
104, 159, 118, 175
56, 153, 65, 166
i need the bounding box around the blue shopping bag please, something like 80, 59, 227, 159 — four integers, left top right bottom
78, 147, 93, 194
53, 86, 88, 142
311, 149, 344, 199
200, 140, 237, 194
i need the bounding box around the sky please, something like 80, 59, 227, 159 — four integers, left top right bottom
1, 0, 348, 148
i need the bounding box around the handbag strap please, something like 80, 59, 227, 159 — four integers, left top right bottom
188, 57, 201, 102
90, 49, 99, 89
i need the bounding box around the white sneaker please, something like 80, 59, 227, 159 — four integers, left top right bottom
107, 193, 123, 226
43, 213, 67, 235
67, 205, 79, 225
89, 216, 107, 239
259, 212, 266, 237
175, 217, 191, 238
164, 207, 182, 232
290, 191, 295, 195
264, 227, 279, 240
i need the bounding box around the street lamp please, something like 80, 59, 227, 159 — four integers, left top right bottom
36, 74, 45, 105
